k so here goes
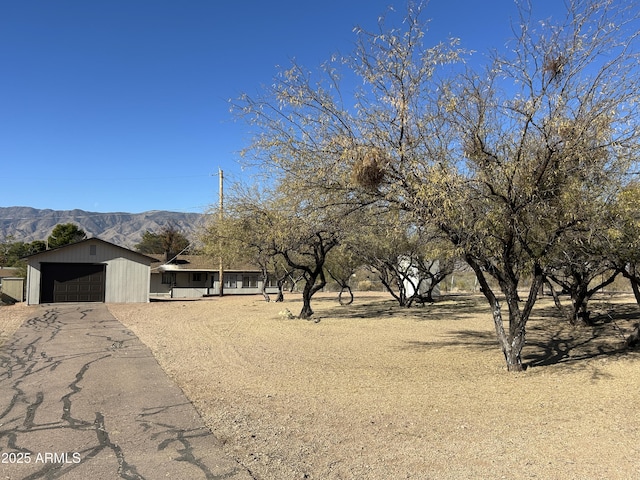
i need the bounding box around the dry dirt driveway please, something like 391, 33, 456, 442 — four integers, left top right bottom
0, 303, 252, 480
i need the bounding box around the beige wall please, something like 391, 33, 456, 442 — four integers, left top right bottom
1, 278, 24, 302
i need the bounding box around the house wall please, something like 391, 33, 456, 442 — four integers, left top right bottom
150, 272, 170, 296
150, 271, 210, 296
1, 278, 24, 302
26, 240, 151, 304
171, 287, 209, 298
210, 271, 269, 295
104, 256, 150, 303
150, 269, 280, 298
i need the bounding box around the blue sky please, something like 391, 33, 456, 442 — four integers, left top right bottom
1, 0, 568, 214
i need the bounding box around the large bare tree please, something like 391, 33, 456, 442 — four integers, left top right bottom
434, 1, 640, 369
236, 1, 640, 370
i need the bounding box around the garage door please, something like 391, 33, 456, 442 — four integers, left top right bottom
40, 263, 106, 303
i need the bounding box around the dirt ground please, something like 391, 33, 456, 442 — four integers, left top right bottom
0, 302, 31, 348
105, 292, 640, 479
3, 293, 639, 479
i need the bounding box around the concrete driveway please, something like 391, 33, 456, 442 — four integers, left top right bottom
0, 304, 253, 480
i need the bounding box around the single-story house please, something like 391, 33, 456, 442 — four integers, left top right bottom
24, 238, 155, 305
150, 254, 279, 298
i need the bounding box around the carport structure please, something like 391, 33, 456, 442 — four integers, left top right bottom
25, 238, 155, 304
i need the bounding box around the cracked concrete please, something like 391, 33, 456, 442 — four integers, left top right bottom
0, 304, 253, 480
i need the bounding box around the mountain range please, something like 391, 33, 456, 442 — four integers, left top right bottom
0, 207, 206, 249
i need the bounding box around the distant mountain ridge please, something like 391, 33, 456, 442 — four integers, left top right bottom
0, 207, 206, 249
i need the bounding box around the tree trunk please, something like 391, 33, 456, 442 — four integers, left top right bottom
570, 288, 590, 326
288, 272, 304, 292
553, 270, 618, 326
261, 267, 271, 302
622, 264, 640, 305
500, 290, 528, 372
484, 291, 526, 372
298, 273, 326, 319
299, 300, 314, 319
396, 274, 410, 307
423, 287, 437, 303
466, 256, 543, 372
338, 286, 354, 306
275, 279, 285, 302
631, 278, 640, 306
299, 279, 315, 319
279, 234, 337, 319
374, 268, 403, 306
625, 323, 640, 348
326, 268, 355, 306
545, 279, 565, 313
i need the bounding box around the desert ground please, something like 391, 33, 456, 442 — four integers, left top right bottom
0, 301, 30, 348
3, 292, 640, 479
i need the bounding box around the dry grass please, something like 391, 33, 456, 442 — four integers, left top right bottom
2, 293, 637, 477
0, 303, 31, 348
107, 292, 640, 479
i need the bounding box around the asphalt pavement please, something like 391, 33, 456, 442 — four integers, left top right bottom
0, 303, 253, 480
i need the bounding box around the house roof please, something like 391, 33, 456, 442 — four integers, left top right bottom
23, 237, 157, 263
149, 254, 261, 273
0, 267, 20, 279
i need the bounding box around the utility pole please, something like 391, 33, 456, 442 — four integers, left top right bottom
218, 168, 224, 297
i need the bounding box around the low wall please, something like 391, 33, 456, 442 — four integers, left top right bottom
1, 278, 24, 303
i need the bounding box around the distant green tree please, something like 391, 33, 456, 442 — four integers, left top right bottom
27, 240, 47, 255
1, 241, 19, 266
47, 224, 87, 249
0, 240, 47, 276
135, 231, 164, 254
135, 225, 190, 260
17, 240, 47, 259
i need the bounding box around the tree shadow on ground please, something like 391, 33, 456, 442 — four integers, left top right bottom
318, 294, 490, 322
317, 292, 640, 369
401, 329, 499, 351
524, 302, 640, 369
394, 296, 640, 370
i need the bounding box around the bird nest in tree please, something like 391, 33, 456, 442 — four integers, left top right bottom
543, 54, 566, 81
350, 149, 386, 189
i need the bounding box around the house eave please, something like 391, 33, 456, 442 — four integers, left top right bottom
156, 266, 260, 274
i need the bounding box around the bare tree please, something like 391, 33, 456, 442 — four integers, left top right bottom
324, 244, 362, 305
235, 1, 640, 370
203, 186, 344, 318
429, 1, 639, 369
609, 182, 640, 305
545, 227, 619, 325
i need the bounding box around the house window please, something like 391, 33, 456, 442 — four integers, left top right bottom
192, 273, 202, 282
162, 272, 176, 285
243, 275, 258, 288
89, 245, 97, 256
224, 274, 237, 289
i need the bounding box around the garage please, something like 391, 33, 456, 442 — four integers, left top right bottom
40, 263, 106, 303
25, 238, 154, 304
